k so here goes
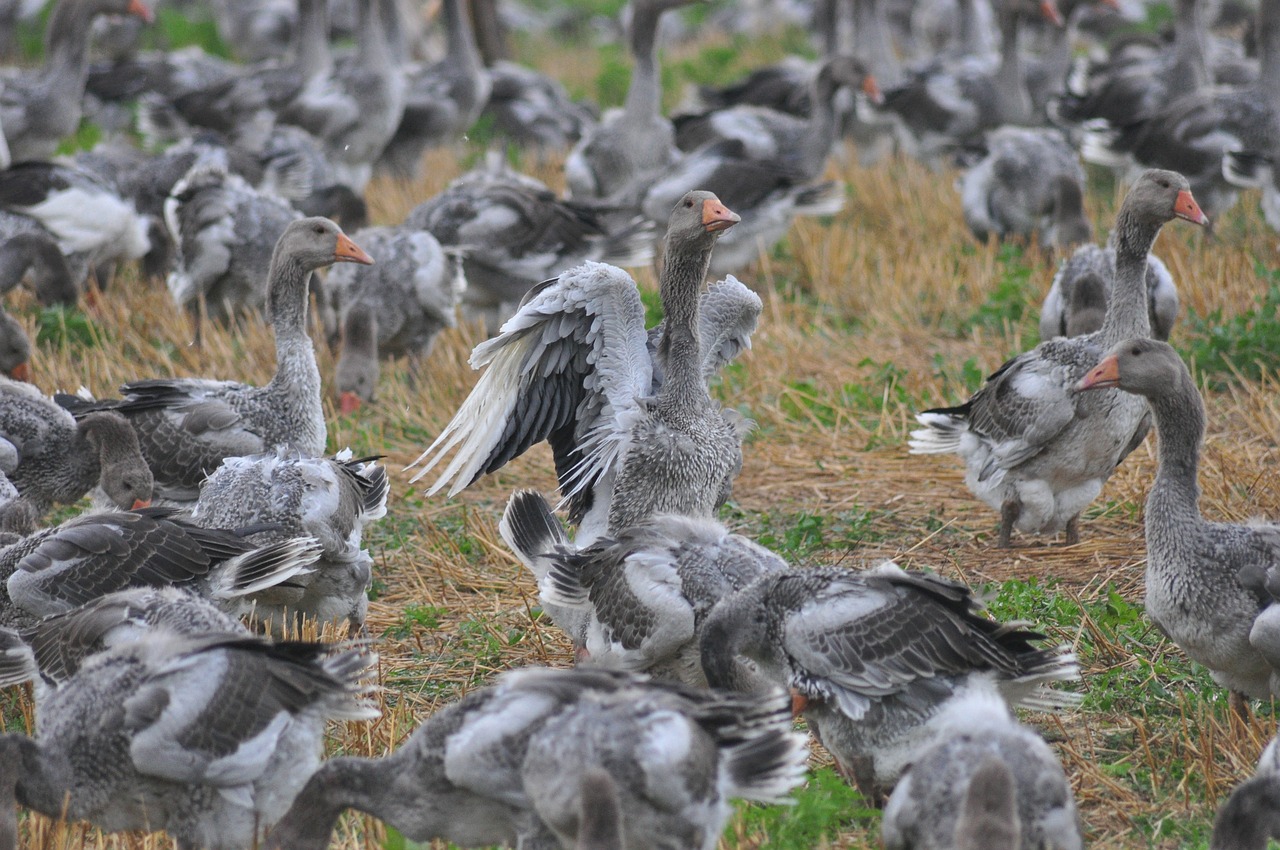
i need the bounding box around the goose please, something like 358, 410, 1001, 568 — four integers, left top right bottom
565, 0, 696, 204
0, 313, 29, 384
0, 0, 152, 163
0, 507, 322, 628
1211, 728, 1280, 849
500, 489, 786, 685
673, 56, 883, 181
405, 158, 654, 330
1076, 338, 1280, 709
0, 377, 152, 520
321, 224, 465, 412
1039, 240, 1179, 341
959, 127, 1090, 248
481, 60, 598, 150
163, 159, 303, 324
688, 56, 816, 117
881, 686, 1083, 850
0, 161, 151, 291
0, 631, 376, 850
699, 562, 1079, 800
56, 218, 373, 505
0, 230, 78, 309
909, 170, 1207, 547
263, 667, 807, 850
0, 471, 35, 541
378, 0, 492, 178
190, 448, 389, 634
573, 769, 625, 850
409, 191, 756, 547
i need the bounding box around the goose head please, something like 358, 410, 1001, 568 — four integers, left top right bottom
277, 218, 375, 273
78, 412, 154, 510
1064, 271, 1107, 337
86, 0, 154, 23
953, 758, 1022, 850
0, 312, 30, 382
818, 55, 882, 105
335, 303, 378, 414
1075, 338, 1185, 395
665, 191, 739, 250
1123, 170, 1210, 228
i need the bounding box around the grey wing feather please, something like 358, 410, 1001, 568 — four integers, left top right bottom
698, 275, 762, 379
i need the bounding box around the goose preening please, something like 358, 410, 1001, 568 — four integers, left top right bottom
1211, 729, 1280, 850
0, 378, 152, 520
909, 170, 1207, 547
321, 224, 464, 411
959, 127, 1090, 249
56, 218, 373, 505
500, 490, 787, 683
406, 158, 655, 330
0, 507, 322, 628
0, 228, 78, 310
0, 313, 29, 384
698, 562, 1080, 799
0, 631, 377, 850
881, 687, 1084, 850
1039, 240, 1179, 341
410, 191, 757, 546
190, 448, 389, 633
1076, 338, 1280, 707
263, 667, 808, 850
0, 0, 152, 162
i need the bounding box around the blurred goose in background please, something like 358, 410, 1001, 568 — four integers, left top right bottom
0, 0, 152, 162
1040, 237, 1179, 341
910, 170, 1207, 547
0, 228, 78, 309
406, 157, 654, 330
566, 0, 697, 205
882, 686, 1084, 850
1076, 338, 1280, 709
321, 223, 464, 411
378, 0, 492, 178
55, 218, 372, 504
0, 631, 377, 850
501, 490, 786, 685
480, 60, 598, 150
0, 313, 29, 384
572, 769, 625, 850
0, 377, 152, 520
263, 667, 807, 850
0, 507, 322, 627
1211, 727, 1280, 849
191, 448, 389, 634
163, 159, 302, 323
699, 562, 1080, 800
410, 192, 755, 547
959, 127, 1090, 249
212, 0, 298, 62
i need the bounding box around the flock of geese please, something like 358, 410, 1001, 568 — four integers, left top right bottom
0, 0, 1278, 846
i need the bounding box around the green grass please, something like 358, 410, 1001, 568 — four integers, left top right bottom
1181, 265, 1280, 386
730, 768, 878, 849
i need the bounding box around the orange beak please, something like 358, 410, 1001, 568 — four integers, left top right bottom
701, 198, 740, 233
131, 499, 151, 510
127, 0, 154, 22
1040, 0, 1063, 24
573, 644, 591, 665
1075, 354, 1121, 391
861, 75, 884, 105
334, 233, 375, 265
1174, 189, 1210, 226
8, 362, 29, 382
789, 689, 809, 717
339, 391, 362, 415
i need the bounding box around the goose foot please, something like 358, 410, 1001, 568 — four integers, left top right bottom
998, 500, 1019, 549
1064, 516, 1080, 546
835, 755, 885, 808
1230, 690, 1252, 722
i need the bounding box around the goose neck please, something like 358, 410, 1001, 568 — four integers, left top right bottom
1099, 215, 1159, 342
443, 0, 483, 71
296, 0, 333, 80
266, 259, 321, 404
656, 237, 711, 411
1258, 0, 1280, 93
994, 7, 1032, 124
854, 0, 901, 84
623, 3, 665, 123
1171, 0, 1210, 91
66, 427, 103, 500
357, 0, 392, 70
42, 0, 96, 87
956, 0, 985, 55
1145, 371, 1206, 524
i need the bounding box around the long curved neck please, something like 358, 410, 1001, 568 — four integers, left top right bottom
623, 2, 666, 123
1259, 0, 1280, 94
43, 0, 97, 96
266, 258, 320, 396
63, 427, 103, 502
443, 0, 484, 74
656, 236, 712, 417
296, 0, 333, 80
1145, 369, 1205, 524
1170, 0, 1210, 91
1100, 211, 1160, 342
994, 7, 1032, 125
802, 70, 843, 174
957, 0, 987, 55
854, 0, 901, 84
357, 0, 392, 73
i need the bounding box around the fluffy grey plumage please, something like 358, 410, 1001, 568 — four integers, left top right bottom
481, 61, 596, 150
1039, 242, 1180, 342
699, 562, 1080, 798
1211, 729, 1280, 849
263, 667, 807, 850
910, 170, 1207, 547
882, 687, 1083, 850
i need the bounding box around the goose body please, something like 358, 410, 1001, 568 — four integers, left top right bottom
910, 170, 1207, 546
0, 631, 376, 850
882, 687, 1083, 850
57, 218, 373, 504
699, 563, 1079, 797
191, 448, 388, 632
410, 192, 756, 546
481, 61, 596, 150
500, 490, 787, 684
1211, 728, 1280, 849
1077, 338, 1280, 701
263, 667, 807, 850
1039, 243, 1179, 341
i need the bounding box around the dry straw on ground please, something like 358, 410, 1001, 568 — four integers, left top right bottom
6, 56, 1280, 850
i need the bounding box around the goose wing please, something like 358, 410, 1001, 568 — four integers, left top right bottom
409, 261, 652, 507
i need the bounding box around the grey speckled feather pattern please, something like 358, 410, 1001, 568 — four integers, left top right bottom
1040, 243, 1179, 341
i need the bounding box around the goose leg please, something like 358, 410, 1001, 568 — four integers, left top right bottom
1064, 515, 1080, 546
998, 500, 1019, 548
839, 755, 885, 808
1230, 690, 1252, 722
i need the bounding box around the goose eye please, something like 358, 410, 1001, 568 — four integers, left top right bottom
1130, 346, 1141, 356
314, 225, 326, 234
684, 199, 694, 208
